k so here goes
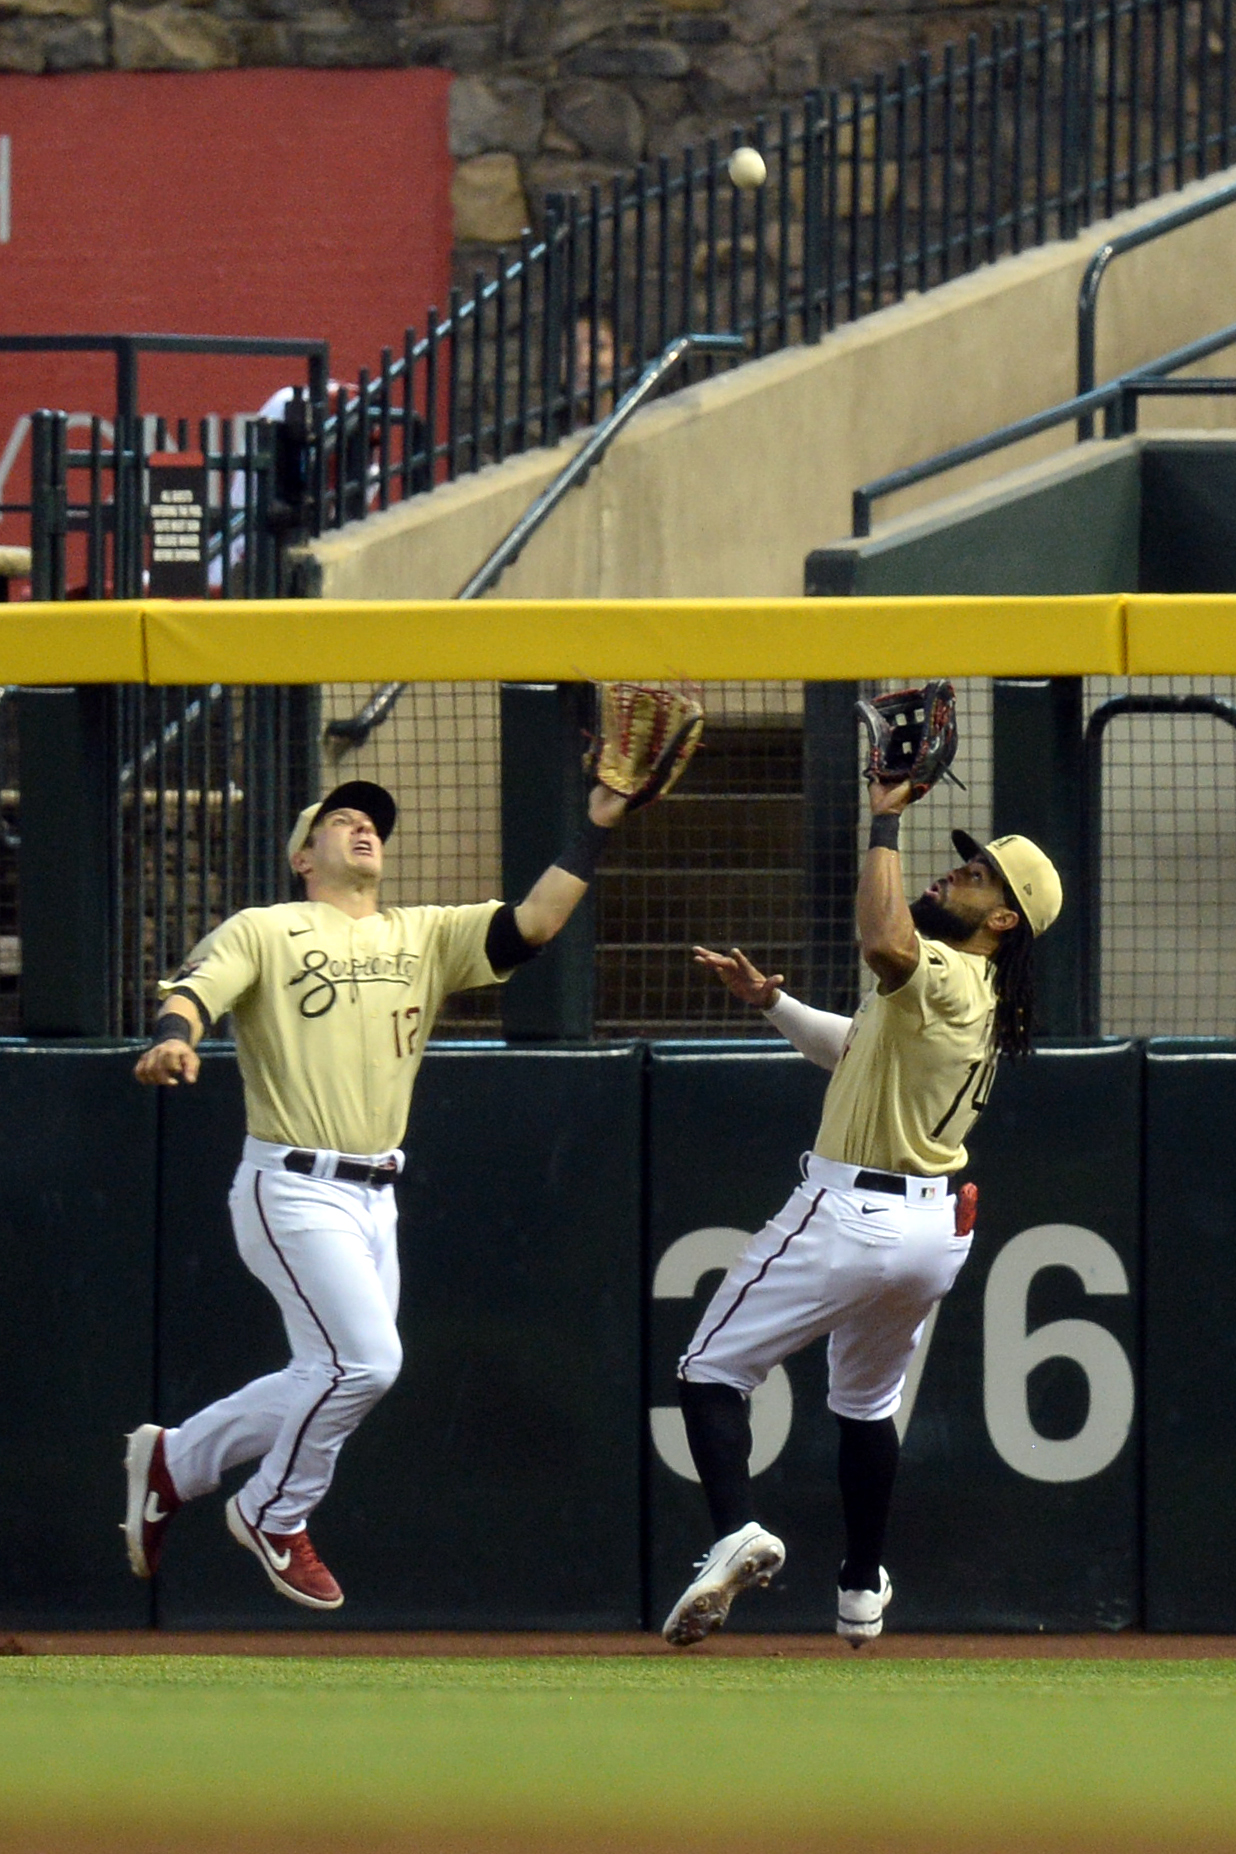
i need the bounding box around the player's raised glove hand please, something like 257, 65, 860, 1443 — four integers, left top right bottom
856, 680, 964, 802
587, 783, 628, 829
588, 682, 704, 812
134, 1040, 200, 1087
869, 777, 913, 818
694, 945, 783, 1010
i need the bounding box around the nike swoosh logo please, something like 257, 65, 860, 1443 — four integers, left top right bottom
144, 1492, 169, 1525
261, 1542, 292, 1572
288, 928, 313, 938
859, 1204, 888, 1215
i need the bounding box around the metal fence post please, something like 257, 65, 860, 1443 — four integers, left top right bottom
802, 680, 861, 1010
18, 686, 114, 1034
114, 337, 139, 434
1060, 0, 1080, 239
30, 409, 67, 602
500, 682, 594, 1039
802, 90, 825, 342
113, 410, 145, 599
251, 416, 279, 597
991, 677, 1085, 1035
542, 193, 567, 446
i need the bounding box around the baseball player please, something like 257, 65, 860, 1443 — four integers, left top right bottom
124, 775, 626, 1609
663, 775, 1062, 1646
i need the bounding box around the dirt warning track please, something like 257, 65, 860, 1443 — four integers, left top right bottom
3, 1629, 1234, 1657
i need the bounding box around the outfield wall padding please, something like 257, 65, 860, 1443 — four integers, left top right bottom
901, 1040, 1142, 1631
153, 1043, 645, 1631
645, 1040, 1142, 1634
0, 1045, 157, 1630
1143, 1039, 1236, 1631
645, 1043, 835, 1633
0, 1035, 1208, 1634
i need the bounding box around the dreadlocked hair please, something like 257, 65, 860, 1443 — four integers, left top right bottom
992, 912, 1036, 1058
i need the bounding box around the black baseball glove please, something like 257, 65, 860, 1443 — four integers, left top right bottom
855, 679, 964, 801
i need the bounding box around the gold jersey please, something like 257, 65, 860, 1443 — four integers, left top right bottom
814, 934, 997, 1176
161, 898, 506, 1155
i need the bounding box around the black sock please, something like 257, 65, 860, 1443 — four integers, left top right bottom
678, 1378, 755, 1538
836, 1413, 900, 1591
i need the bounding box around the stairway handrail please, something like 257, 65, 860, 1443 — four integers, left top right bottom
326, 330, 745, 751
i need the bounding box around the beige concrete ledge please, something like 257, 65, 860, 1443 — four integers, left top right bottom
303, 168, 1236, 603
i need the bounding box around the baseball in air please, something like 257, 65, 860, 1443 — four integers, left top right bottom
727, 146, 767, 190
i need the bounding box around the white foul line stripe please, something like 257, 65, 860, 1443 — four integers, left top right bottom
0, 137, 10, 244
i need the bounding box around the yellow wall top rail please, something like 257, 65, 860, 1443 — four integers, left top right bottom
1, 593, 1234, 683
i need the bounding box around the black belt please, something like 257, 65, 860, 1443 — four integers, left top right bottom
283, 1150, 398, 1188
854, 1167, 949, 1196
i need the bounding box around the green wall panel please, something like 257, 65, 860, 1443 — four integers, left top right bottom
1140, 446, 1236, 591
806, 450, 1141, 596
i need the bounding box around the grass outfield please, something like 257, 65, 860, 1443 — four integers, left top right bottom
1, 1655, 1234, 1851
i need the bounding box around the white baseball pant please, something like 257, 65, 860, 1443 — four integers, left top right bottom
162, 1137, 404, 1534
678, 1154, 973, 1421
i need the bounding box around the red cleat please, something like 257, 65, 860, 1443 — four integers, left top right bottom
122, 1424, 181, 1579
225, 1495, 344, 1610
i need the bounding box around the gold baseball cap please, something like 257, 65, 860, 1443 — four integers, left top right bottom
287, 780, 397, 870
952, 830, 1062, 937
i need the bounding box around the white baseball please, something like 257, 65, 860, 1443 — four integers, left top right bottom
727, 146, 767, 190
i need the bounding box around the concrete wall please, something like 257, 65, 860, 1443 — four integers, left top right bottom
305, 168, 1236, 602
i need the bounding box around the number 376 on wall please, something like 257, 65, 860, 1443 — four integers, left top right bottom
649, 1224, 1135, 1487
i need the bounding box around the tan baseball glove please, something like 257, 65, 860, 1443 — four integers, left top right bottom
589, 682, 705, 811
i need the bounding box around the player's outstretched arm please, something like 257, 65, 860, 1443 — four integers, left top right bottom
512, 784, 627, 948
857, 778, 919, 991
134, 994, 206, 1087
693, 945, 783, 1009
696, 946, 852, 1068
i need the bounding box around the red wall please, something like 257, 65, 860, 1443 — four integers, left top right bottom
0, 68, 453, 528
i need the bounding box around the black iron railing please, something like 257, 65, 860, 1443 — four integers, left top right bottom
1076, 171, 1236, 434
326, 331, 745, 751
14, 0, 1236, 598
302, 0, 1236, 539
849, 317, 1236, 534
109, 684, 318, 1036
5, 335, 328, 600
28, 407, 299, 600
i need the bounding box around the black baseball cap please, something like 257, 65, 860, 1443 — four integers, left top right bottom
286, 780, 397, 868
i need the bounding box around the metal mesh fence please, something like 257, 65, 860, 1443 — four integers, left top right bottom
595, 683, 808, 1035
312, 673, 1236, 1041
111, 685, 318, 1037
1087, 673, 1236, 1036
321, 682, 503, 1034
2, 674, 1234, 1040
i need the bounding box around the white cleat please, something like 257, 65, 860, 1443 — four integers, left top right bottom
837, 1566, 893, 1648
662, 1521, 786, 1647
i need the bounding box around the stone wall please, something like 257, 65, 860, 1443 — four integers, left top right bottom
444, 0, 993, 257
0, 0, 1010, 275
